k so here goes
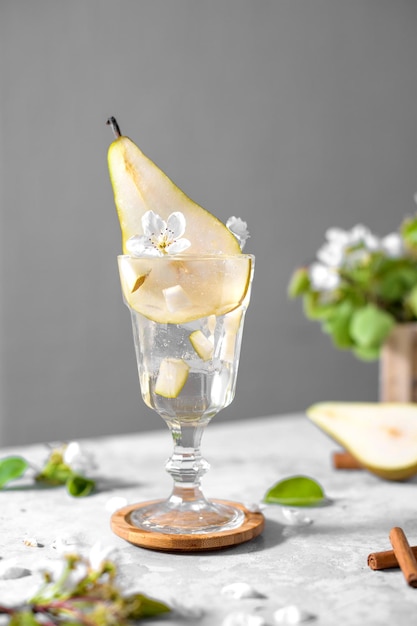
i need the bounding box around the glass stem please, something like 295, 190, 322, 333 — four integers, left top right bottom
165, 420, 211, 503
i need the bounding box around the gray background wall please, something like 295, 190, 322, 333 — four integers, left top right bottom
0, 1, 416, 445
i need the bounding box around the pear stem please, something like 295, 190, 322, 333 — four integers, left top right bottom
106, 117, 122, 138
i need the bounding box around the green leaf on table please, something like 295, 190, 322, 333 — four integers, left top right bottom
66, 474, 95, 497
264, 475, 325, 507
349, 304, 395, 349
0, 456, 28, 488
124, 593, 171, 619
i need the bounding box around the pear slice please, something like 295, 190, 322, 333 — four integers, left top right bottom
189, 330, 214, 361
155, 358, 190, 398
107, 118, 241, 255
117, 255, 252, 324
307, 402, 417, 481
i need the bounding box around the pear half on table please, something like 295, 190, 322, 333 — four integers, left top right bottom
306, 402, 417, 481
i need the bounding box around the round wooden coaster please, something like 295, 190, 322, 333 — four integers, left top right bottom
111, 500, 265, 552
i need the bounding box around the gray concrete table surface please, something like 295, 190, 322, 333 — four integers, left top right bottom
0, 413, 416, 625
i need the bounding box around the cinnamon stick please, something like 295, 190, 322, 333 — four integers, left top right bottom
389, 527, 417, 588
368, 545, 417, 570
332, 450, 363, 470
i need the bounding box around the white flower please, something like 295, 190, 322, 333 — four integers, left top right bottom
126, 210, 191, 257
226, 216, 250, 250
308, 262, 340, 291
37, 558, 88, 596
380, 232, 404, 258
348, 224, 373, 245
63, 442, 96, 474
325, 227, 351, 246
316, 242, 345, 268
23, 536, 41, 547
88, 541, 115, 571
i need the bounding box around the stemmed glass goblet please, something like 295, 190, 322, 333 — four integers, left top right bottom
112, 253, 260, 547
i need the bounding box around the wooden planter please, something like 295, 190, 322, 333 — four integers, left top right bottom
379, 324, 417, 403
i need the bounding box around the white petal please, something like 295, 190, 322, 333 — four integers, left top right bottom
63, 442, 96, 473
88, 541, 115, 571
316, 242, 344, 268
142, 210, 166, 236
167, 238, 191, 254
167, 212, 186, 238
349, 224, 371, 244
63, 441, 81, 464
226, 216, 250, 250
23, 536, 41, 547
105, 496, 128, 513
363, 233, 380, 251
126, 235, 161, 257
221, 582, 265, 599
309, 263, 340, 291
381, 233, 404, 258
281, 508, 313, 526
325, 227, 350, 245
274, 605, 316, 624
227, 216, 249, 237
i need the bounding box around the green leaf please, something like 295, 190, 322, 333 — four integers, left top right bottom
323, 300, 356, 349
124, 593, 171, 619
349, 304, 395, 349
401, 213, 417, 253
66, 474, 95, 497
376, 263, 417, 303
288, 267, 310, 298
406, 284, 417, 317
0, 456, 28, 488
9, 611, 40, 626
303, 292, 337, 321
353, 344, 380, 361
264, 475, 325, 507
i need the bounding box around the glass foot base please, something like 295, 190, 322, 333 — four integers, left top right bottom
130, 497, 245, 535
111, 500, 265, 551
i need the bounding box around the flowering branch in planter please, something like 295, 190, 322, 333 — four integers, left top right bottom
288, 212, 417, 360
